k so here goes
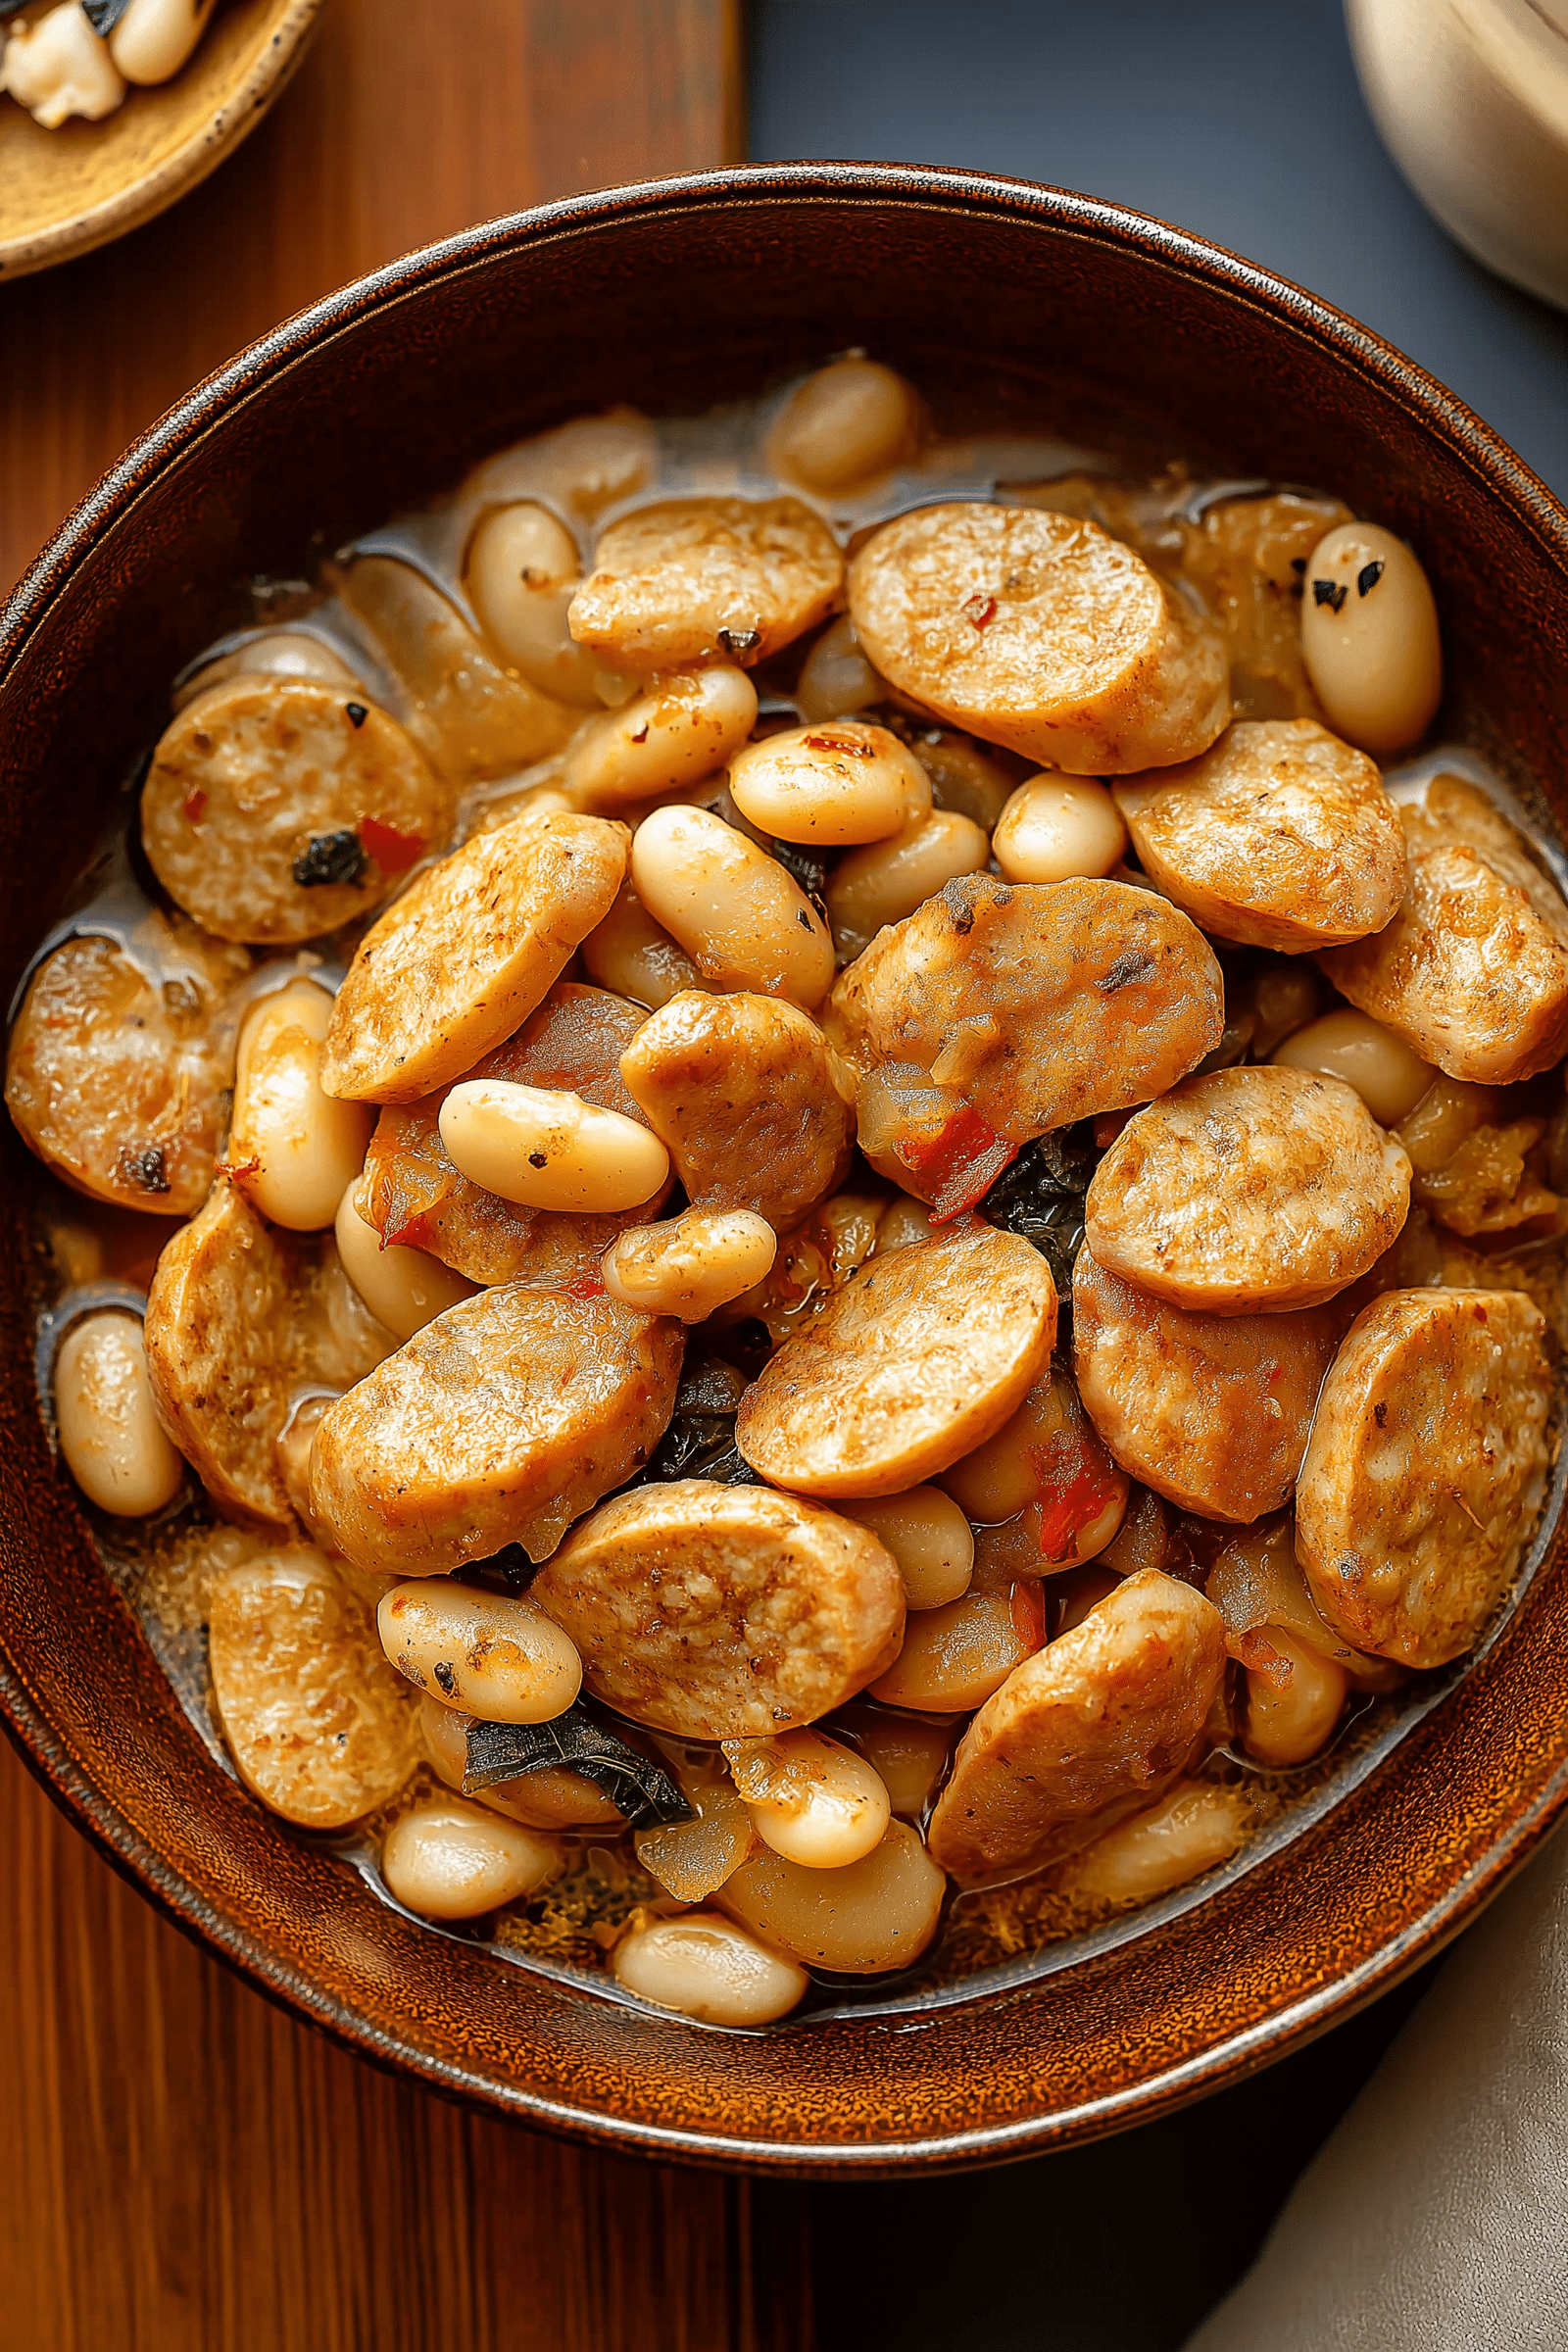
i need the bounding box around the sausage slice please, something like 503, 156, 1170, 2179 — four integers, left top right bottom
321, 808, 627, 1102
530, 1480, 906, 1740
144, 1180, 295, 1527
847, 503, 1231, 771
617, 989, 856, 1234
1319, 778, 1568, 1085
926, 1568, 1227, 1879
1072, 1247, 1343, 1521
1113, 719, 1405, 951
830, 875, 1224, 1150
1295, 1287, 1550, 1667
567, 495, 844, 669
1085, 1067, 1411, 1313
735, 1219, 1055, 1498
308, 1284, 683, 1575
141, 676, 454, 945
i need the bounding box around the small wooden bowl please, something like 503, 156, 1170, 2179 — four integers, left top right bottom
2, 167, 1567, 2173
0, 0, 323, 280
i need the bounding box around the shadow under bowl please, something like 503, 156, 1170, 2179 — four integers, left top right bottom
2, 163, 1567, 2175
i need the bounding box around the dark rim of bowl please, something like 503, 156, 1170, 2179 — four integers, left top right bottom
4, 163, 1568, 2174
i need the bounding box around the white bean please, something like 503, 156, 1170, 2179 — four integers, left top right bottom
1244, 1628, 1348, 1766
838, 1488, 973, 1609
564, 666, 758, 809
870, 1577, 1048, 1712
717, 1816, 946, 1974
874, 1193, 935, 1252
631, 805, 835, 1005
612, 1911, 808, 2025
173, 631, 363, 710
1299, 521, 1442, 753
722, 1730, 892, 1869
602, 1206, 777, 1321
832, 1704, 956, 1818
333, 1184, 476, 1341
108, 0, 215, 83
419, 1696, 625, 1828
229, 980, 372, 1232
772, 359, 917, 492
1, 3, 124, 125
581, 878, 708, 1010
795, 615, 885, 722
376, 1579, 582, 1722
464, 502, 605, 706
55, 1312, 184, 1517
381, 1798, 562, 1920
993, 775, 1127, 884
438, 1080, 669, 1213
727, 721, 929, 846
1061, 1782, 1253, 1904
824, 809, 990, 961
1271, 1006, 1437, 1128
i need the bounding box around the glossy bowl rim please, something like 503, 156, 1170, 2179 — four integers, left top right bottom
3, 161, 1568, 2174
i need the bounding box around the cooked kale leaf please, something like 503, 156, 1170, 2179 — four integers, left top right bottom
462, 1706, 694, 1827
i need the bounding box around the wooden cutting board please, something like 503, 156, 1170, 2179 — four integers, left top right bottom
0, 8, 813, 2345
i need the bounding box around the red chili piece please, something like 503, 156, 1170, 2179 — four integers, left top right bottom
182, 789, 207, 825
902, 1102, 1019, 1221
961, 594, 998, 630
359, 815, 425, 873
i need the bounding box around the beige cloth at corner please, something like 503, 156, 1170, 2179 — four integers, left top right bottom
1186, 1817, 1568, 2352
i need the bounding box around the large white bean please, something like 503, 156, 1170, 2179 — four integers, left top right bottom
439, 1080, 669, 1212
109, 0, 216, 83
722, 1730, 891, 1869
55, 1312, 184, 1517
1271, 1007, 1437, 1128
381, 1797, 563, 1920
1244, 1629, 1348, 1766
612, 1911, 808, 2025
993, 776, 1127, 884
716, 1816, 946, 1974
1061, 1783, 1253, 1905
376, 1579, 582, 1721
727, 721, 930, 847
464, 502, 605, 706
419, 1696, 625, 1828
771, 359, 917, 492
564, 666, 758, 809
631, 805, 835, 1005
795, 615, 885, 722
334, 1184, 476, 1340
230, 981, 372, 1232
824, 809, 990, 961
1299, 521, 1442, 753
1, 3, 124, 125
869, 1578, 1047, 1712
838, 1488, 973, 1609
602, 1206, 777, 1321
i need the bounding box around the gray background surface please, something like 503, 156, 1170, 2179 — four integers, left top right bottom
749, 3, 1566, 2342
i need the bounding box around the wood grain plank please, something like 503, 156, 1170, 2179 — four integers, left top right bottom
0, 10, 811, 2348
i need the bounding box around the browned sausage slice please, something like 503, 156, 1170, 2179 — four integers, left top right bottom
1295, 1286, 1550, 1666
140, 676, 454, 945
735, 1219, 1056, 1498
1319, 778, 1568, 1085
925, 1568, 1226, 1880
1085, 1067, 1411, 1314
567, 495, 844, 669
308, 1285, 683, 1575
529, 1480, 906, 1740
1072, 1247, 1344, 1522
847, 503, 1230, 771
143, 1180, 295, 1527
617, 989, 856, 1234
829, 876, 1224, 1169
320, 808, 628, 1102
1113, 719, 1405, 951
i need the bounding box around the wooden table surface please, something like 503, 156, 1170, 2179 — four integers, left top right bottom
0, 8, 815, 2346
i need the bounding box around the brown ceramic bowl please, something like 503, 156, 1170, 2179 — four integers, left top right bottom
3, 165, 1567, 2174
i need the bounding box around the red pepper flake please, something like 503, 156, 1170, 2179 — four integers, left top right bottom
183, 789, 207, 824
961, 594, 998, 630
803, 732, 874, 757
1032, 1462, 1123, 1563
216, 1155, 261, 1186
384, 1210, 436, 1251
359, 815, 425, 873
900, 1102, 1018, 1221
1009, 1579, 1048, 1651
564, 1272, 607, 1300
629, 725, 650, 745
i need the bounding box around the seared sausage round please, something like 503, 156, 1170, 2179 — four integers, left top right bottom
308, 1285, 684, 1575
529, 1480, 906, 1740
1113, 719, 1405, 952
1072, 1247, 1344, 1522
1296, 1287, 1550, 1666
735, 1219, 1056, 1498
847, 503, 1230, 771
1085, 1067, 1411, 1313
567, 494, 844, 669
925, 1568, 1227, 1879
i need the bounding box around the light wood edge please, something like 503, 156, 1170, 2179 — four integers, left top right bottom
719, 0, 747, 167
0, 0, 326, 281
